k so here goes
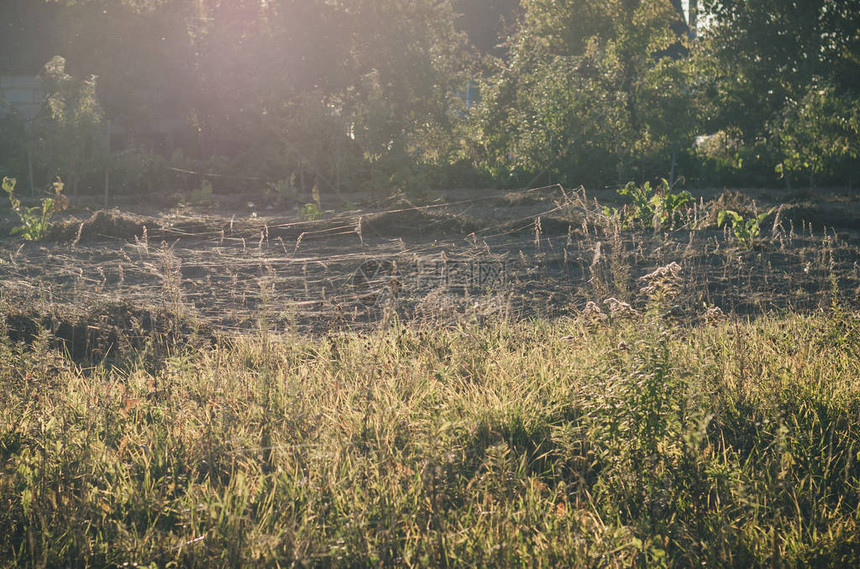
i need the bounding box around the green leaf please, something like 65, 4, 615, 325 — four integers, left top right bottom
618, 182, 636, 197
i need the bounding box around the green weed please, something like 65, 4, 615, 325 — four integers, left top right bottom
605, 179, 692, 232
171, 179, 214, 207
2, 176, 68, 240
718, 208, 774, 249
300, 202, 322, 221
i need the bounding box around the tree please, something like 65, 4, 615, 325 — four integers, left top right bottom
0, 0, 60, 74
695, 0, 860, 185
775, 82, 860, 188
697, 0, 860, 140
340, 0, 474, 186
476, 0, 694, 187
452, 0, 521, 53
30, 55, 106, 199
48, 0, 191, 130
27, 1, 485, 194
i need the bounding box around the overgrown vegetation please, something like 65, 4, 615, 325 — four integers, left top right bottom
0, 1, 858, 564
604, 179, 693, 232
0, 181, 858, 566
2, 176, 67, 240
1, 1, 857, 194
717, 208, 773, 249
0, 305, 858, 567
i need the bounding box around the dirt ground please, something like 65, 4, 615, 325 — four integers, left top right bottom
1, 185, 859, 358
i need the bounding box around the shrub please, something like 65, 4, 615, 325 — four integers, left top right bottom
717, 208, 773, 249
2, 176, 68, 240
605, 179, 692, 232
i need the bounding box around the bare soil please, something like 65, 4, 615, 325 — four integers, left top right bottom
1, 185, 859, 361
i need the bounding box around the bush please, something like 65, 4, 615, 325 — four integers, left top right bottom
2, 176, 67, 240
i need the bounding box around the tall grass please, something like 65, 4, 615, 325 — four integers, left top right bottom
1, 305, 859, 567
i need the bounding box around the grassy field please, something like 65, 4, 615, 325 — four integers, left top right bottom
1, 186, 860, 567
1, 306, 859, 567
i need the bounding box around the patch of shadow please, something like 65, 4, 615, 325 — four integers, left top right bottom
46, 210, 150, 242
780, 203, 860, 232
3, 299, 216, 369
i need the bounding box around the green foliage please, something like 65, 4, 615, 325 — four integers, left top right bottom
106, 147, 171, 194
605, 179, 692, 231
475, 0, 694, 187
717, 208, 772, 249
300, 202, 322, 221
188, 180, 213, 205
19, 0, 860, 191
775, 82, 860, 187
0, 112, 28, 179
695, 0, 860, 186
2, 177, 67, 240
62, 0, 473, 197
169, 179, 214, 207
30, 56, 107, 195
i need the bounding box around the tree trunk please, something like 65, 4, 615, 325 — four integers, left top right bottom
104, 119, 111, 208
27, 147, 35, 198
669, 149, 677, 188
688, 0, 698, 37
